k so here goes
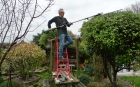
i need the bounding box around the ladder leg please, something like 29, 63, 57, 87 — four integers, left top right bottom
54, 38, 71, 79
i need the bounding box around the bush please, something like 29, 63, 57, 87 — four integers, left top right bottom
0, 77, 4, 84
104, 82, 111, 87
6, 42, 46, 80
94, 73, 103, 82
103, 82, 124, 87
33, 82, 43, 87
117, 84, 123, 87
0, 81, 20, 87
78, 74, 90, 86
93, 54, 104, 82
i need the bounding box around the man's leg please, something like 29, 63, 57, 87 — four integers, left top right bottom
64, 34, 73, 48
58, 34, 65, 58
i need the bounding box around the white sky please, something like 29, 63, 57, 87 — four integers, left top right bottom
25, 0, 140, 42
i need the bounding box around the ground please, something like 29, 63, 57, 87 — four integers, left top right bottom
1, 72, 136, 87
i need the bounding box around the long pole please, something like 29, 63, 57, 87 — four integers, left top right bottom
43, 13, 102, 34
44, 9, 123, 33
72, 13, 102, 24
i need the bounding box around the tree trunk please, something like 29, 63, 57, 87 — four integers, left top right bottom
112, 70, 117, 87
103, 57, 114, 86
103, 57, 118, 87
0, 42, 16, 68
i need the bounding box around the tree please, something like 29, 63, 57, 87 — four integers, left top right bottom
0, 0, 54, 72
32, 33, 42, 46
133, 54, 140, 71
39, 30, 75, 48
5, 41, 46, 80
39, 30, 58, 48
78, 40, 91, 64
81, 11, 140, 87
126, 1, 140, 14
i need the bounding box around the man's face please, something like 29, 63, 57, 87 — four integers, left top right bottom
59, 10, 64, 17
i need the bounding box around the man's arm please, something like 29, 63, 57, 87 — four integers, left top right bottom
48, 17, 56, 29
65, 18, 72, 27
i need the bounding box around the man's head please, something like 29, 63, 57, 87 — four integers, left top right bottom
58, 8, 64, 17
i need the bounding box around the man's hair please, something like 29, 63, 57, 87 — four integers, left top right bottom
58, 8, 64, 13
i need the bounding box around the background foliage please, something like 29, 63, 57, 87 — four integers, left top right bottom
80, 11, 140, 86
3, 42, 46, 80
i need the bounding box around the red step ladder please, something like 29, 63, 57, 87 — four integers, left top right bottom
54, 38, 71, 79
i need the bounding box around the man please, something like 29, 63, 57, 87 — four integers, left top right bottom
48, 8, 73, 59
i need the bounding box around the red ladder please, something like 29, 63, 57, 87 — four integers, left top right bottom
54, 38, 71, 79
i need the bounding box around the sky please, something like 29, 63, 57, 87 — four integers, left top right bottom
25, 0, 140, 42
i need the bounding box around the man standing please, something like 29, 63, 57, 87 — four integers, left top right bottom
48, 8, 73, 59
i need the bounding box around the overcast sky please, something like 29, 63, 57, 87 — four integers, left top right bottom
25, 0, 140, 42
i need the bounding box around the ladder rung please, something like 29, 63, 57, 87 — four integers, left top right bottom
57, 68, 69, 71
58, 64, 69, 66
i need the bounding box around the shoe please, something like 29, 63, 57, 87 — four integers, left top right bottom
59, 56, 66, 60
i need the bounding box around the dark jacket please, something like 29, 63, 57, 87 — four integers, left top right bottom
48, 16, 70, 35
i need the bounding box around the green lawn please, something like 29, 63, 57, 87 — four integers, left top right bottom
121, 76, 140, 87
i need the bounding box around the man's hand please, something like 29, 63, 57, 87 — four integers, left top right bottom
69, 22, 73, 26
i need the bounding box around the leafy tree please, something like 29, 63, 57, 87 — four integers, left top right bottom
4, 41, 46, 80
81, 11, 140, 87
78, 40, 91, 64
39, 30, 58, 47
133, 55, 140, 71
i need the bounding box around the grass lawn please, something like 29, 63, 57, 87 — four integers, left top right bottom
120, 76, 140, 87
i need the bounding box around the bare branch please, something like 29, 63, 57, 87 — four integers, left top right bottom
0, 0, 54, 68
125, 1, 140, 14
34, 0, 54, 18
29, 19, 47, 32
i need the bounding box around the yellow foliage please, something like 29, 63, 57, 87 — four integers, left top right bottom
5, 41, 46, 70
84, 59, 88, 64
7, 42, 45, 59
93, 53, 104, 74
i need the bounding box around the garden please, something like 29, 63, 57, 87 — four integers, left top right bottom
0, 0, 140, 87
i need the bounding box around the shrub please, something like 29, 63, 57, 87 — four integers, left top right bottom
104, 82, 124, 87
0, 77, 4, 84
6, 42, 46, 80
0, 81, 20, 87
104, 82, 111, 87
93, 54, 104, 82
78, 74, 90, 86
33, 82, 43, 87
